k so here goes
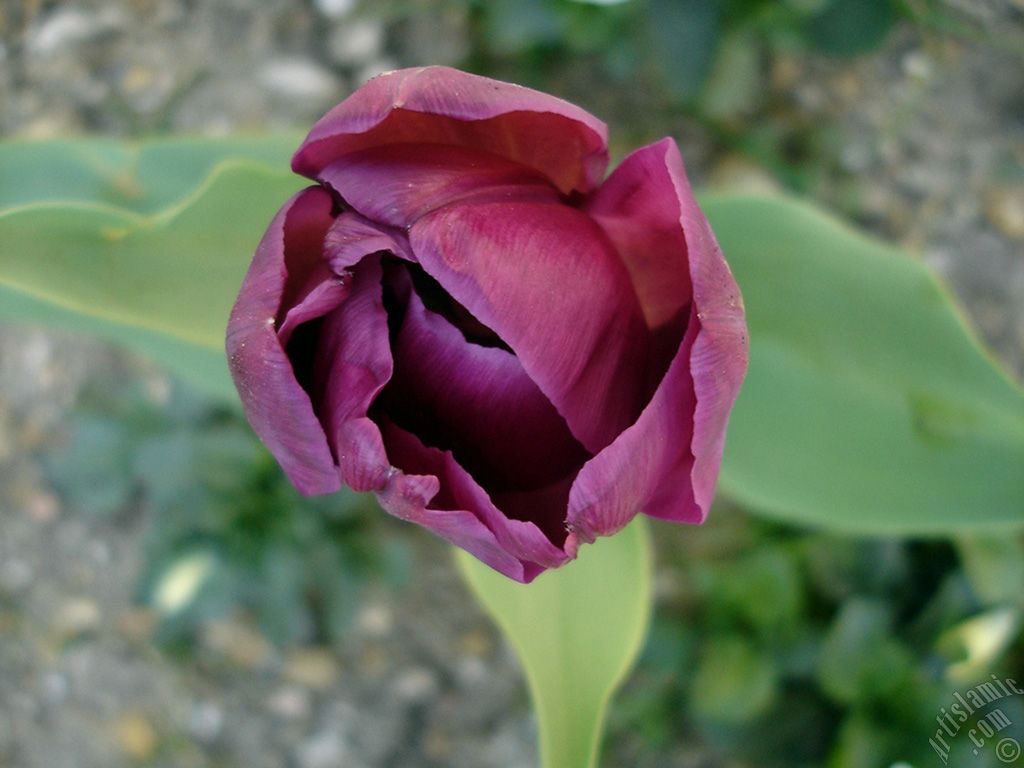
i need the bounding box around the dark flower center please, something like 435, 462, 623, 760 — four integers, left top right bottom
364, 255, 590, 546
404, 263, 512, 352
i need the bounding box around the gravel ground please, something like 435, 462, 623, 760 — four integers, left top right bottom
1, 1, 1023, 767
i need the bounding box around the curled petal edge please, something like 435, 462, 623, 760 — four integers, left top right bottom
368, 418, 573, 583
226, 186, 342, 496
567, 141, 748, 540
292, 66, 609, 196
670, 147, 748, 515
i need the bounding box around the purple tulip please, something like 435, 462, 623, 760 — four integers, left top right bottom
227, 67, 747, 582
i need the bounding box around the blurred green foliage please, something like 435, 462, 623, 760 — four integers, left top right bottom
610, 510, 1024, 768
44, 377, 409, 647
448, 0, 1021, 197
464, 0, 930, 108
40, 373, 1024, 767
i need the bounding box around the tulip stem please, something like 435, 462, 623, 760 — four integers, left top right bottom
454, 516, 654, 768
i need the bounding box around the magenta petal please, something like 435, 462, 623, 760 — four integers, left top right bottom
318, 143, 559, 229
292, 66, 609, 196
309, 410, 534, 580
277, 262, 350, 348
323, 211, 415, 271
409, 200, 650, 453
567, 156, 748, 537
490, 474, 580, 555
585, 138, 693, 331
379, 418, 572, 582
567, 308, 701, 541
310, 256, 394, 493
378, 276, 588, 540
674, 172, 748, 514
226, 187, 341, 495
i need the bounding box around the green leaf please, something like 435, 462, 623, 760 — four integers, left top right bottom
0, 137, 306, 398
955, 535, 1024, 606
454, 516, 653, 768
0, 281, 238, 398
717, 548, 805, 635
817, 599, 914, 703
688, 634, 778, 723
703, 28, 763, 121
706, 195, 1024, 533
645, 0, 721, 102
803, 0, 897, 56
481, 0, 563, 55
0, 134, 300, 212
783, 0, 834, 14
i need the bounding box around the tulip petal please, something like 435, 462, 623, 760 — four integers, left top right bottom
276, 212, 415, 493
226, 186, 341, 495
323, 210, 415, 270
490, 474, 581, 558
376, 265, 588, 542
279, 209, 411, 350
276, 262, 350, 348
379, 418, 572, 582
674, 177, 748, 514
584, 138, 692, 332
312, 412, 535, 581
292, 66, 609, 196
566, 308, 701, 541
409, 200, 651, 453
585, 138, 700, 396
309, 256, 395, 493
566, 155, 747, 537
318, 143, 559, 229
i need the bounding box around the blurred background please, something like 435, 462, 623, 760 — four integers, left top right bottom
1, 1, 1023, 766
